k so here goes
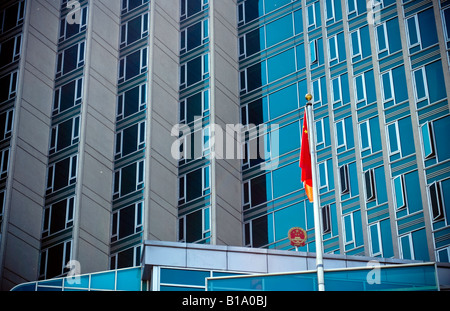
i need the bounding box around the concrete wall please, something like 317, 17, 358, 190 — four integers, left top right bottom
210, 0, 242, 246
0, 0, 60, 290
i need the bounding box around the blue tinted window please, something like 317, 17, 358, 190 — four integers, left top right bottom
264, 0, 291, 14
269, 83, 298, 119
272, 162, 301, 199
266, 15, 293, 48
398, 117, 415, 157
434, 116, 450, 162
296, 44, 305, 70
425, 61, 446, 104
277, 122, 300, 155
274, 202, 306, 241
294, 9, 303, 34
374, 166, 388, 204
417, 8, 438, 49
392, 66, 408, 104
267, 48, 296, 82
380, 219, 394, 257
405, 171, 422, 214
160, 268, 210, 286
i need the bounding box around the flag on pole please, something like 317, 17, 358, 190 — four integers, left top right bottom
300, 110, 313, 202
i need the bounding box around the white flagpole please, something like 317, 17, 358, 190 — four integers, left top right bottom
305, 95, 325, 291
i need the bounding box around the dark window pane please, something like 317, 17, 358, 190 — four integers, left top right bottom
54, 158, 70, 191
122, 124, 138, 156
187, 56, 202, 86
119, 205, 135, 239
251, 174, 269, 207
186, 209, 202, 242
252, 215, 268, 247
50, 200, 67, 234
117, 248, 134, 269
187, 0, 202, 17
186, 168, 202, 201
121, 163, 137, 195
187, 22, 202, 51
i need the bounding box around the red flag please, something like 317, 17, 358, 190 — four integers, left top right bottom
300, 110, 313, 202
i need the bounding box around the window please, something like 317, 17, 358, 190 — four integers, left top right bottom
442, 7, 450, 66
429, 182, 444, 221
422, 116, 450, 164
421, 121, 435, 159
315, 116, 331, 150
56, 41, 86, 78
327, 32, 346, 65
0, 34, 22, 68
347, 0, 367, 17
359, 117, 382, 156
380, 66, 408, 108
117, 84, 147, 121
331, 73, 350, 108
318, 159, 334, 194
120, 13, 149, 48
180, 53, 209, 89
412, 61, 447, 109
113, 160, 145, 199
39, 240, 72, 280
181, 18, 209, 54
340, 162, 359, 199
111, 201, 143, 243
265, 14, 293, 48
53, 78, 83, 116
179, 89, 210, 124
0, 148, 10, 180
178, 165, 210, 205
335, 116, 354, 153
325, 0, 342, 24
0, 70, 18, 104
349, 26, 371, 63
0, 109, 14, 142
119, 47, 148, 83
0, 0, 25, 34
364, 169, 376, 202
181, 0, 208, 21
49, 116, 80, 155
178, 207, 210, 243
59, 5, 88, 42
322, 205, 331, 234
244, 213, 275, 248
239, 27, 265, 59
369, 222, 382, 257
393, 175, 407, 210
309, 38, 324, 68
307, 1, 321, 30
405, 8, 439, 54
339, 165, 350, 195
311, 76, 327, 107
42, 197, 75, 238
267, 48, 296, 83
46, 155, 78, 194
375, 17, 401, 59
115, 121, 146, 159
110, 245, 141, 269
354, 70, 376, 109
121, 0, 149, 14
386, 117, 415, 161
243, 173, 272, 210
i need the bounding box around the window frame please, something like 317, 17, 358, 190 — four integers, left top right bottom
46, 155, 78, 194
53, 77, 83, 116
56, 41, 86, 78
42, 196, 75, 238
364, 169, 376, 202
118, 47, 148, 84
111, 201, 144, 243
49, 115, 81, 155
114, 121, 146, 159
120, 13, 149, 49
429, 181, 445, 222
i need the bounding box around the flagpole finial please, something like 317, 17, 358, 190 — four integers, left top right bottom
305, 93, 313, 104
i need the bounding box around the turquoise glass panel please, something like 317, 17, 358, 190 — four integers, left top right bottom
273, 161, 301, 199
380, 219, 394, 258
269, 83, 298, 119
116, 268, 142, 291
11, 283, 36, 291
265, 14, 293, 48
161, 268, 210, 287
207, 264, 438, 291
90, 271, 116, 290
277, 121, 300, 156
274, 202, 306, 241
425, 61, 446, 104
38, 279, 63, 287
370, 224, 381, 254
264, 0, 291, 14
434, 116, 450, 162
267, 48, 295, 83
161, 285, 204, 291
64, 275, 89, 289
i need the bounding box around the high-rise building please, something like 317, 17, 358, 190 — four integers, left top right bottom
0, 0, 449, 291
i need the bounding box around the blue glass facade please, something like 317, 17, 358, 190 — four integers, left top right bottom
238, 0, 450, 263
